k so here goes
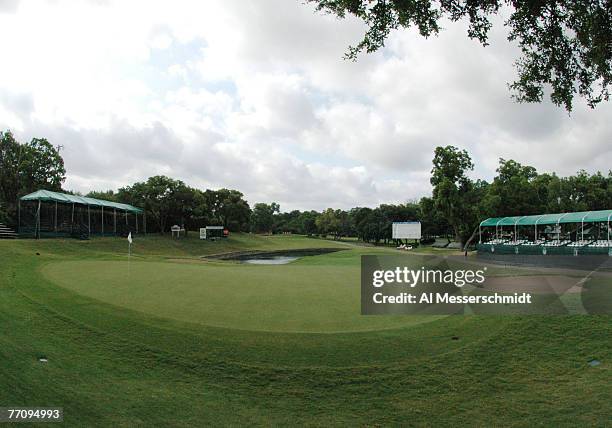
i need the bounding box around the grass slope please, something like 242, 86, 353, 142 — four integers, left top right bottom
1, 234, 610, 426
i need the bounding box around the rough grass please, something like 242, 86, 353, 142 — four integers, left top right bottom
1, 234, 610, 426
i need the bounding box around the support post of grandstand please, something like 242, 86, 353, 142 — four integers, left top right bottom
136, 212, 139, 233
101, 206, 104, 236
557, 213, 569, 242
88, 205, 91, 238
55, 201, 58, 232
71, 203, 75, 235
581, 212, 591, 243
514, 216, 524, 244
114, 209, 117, 234
36, 200, 41, 239
608, 213, 611, 245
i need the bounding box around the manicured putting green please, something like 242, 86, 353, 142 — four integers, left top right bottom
41, 259, 439, 333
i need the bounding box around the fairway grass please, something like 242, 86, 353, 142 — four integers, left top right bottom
2, 234, 611, 426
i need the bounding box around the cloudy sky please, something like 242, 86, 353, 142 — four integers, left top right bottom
1, 0, 610, 211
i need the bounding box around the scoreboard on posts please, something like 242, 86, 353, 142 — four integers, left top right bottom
200, 226, 229, 240
392, 222, 422, 240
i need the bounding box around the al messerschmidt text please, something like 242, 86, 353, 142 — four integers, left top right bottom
373, 292, 532, 305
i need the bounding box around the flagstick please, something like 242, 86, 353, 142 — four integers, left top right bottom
127, 232, 132, 277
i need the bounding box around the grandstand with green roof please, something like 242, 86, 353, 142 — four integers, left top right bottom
477, 209, 612, 255
18, 190, 145, 239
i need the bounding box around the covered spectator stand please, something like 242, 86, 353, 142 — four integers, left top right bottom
19, 190, 145, 239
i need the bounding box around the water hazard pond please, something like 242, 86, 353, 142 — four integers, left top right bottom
204, 248, 344, 264
243, 255, 299, 265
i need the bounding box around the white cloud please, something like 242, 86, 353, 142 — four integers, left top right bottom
0, 0, 610, 211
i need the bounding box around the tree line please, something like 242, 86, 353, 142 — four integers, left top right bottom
0, 131, 66, 225
1, 129, 611, 246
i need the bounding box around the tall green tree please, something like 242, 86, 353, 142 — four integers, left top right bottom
250, 202, 280, 233
204, 189, 251, 231
299, 210, 319, 236
23, 138, 65, 192
274, 210, 303, 234
484, 159, 540, 216
0, 131, 65, 226
430, 145, 479, 246
316, 208, 342, 238
117, 176, 195, 234
308, 0, 612, 111
86, 190, 118, 201
418, 196, 450, 239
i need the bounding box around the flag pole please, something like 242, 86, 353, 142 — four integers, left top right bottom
127, 232, 132, 276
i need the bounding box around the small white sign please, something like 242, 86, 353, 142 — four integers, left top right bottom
392, 222, 421, 240
199, 228, 206, 240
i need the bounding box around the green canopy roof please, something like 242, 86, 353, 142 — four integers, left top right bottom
480, 209, 612, 227
20, 190, 143, 214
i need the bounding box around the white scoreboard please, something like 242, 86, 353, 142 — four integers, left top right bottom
392, 222, 421, 239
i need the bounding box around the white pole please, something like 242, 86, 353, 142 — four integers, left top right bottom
495, 218, 505, 241
534, 215, 544, 242
608, 214, 612, 247
127, 233, 132, 276
514, 216, 525, 244
556, 213, 569, 243
580, 212, 591, 243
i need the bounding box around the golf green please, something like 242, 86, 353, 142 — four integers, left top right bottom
41, 259, 439, 333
